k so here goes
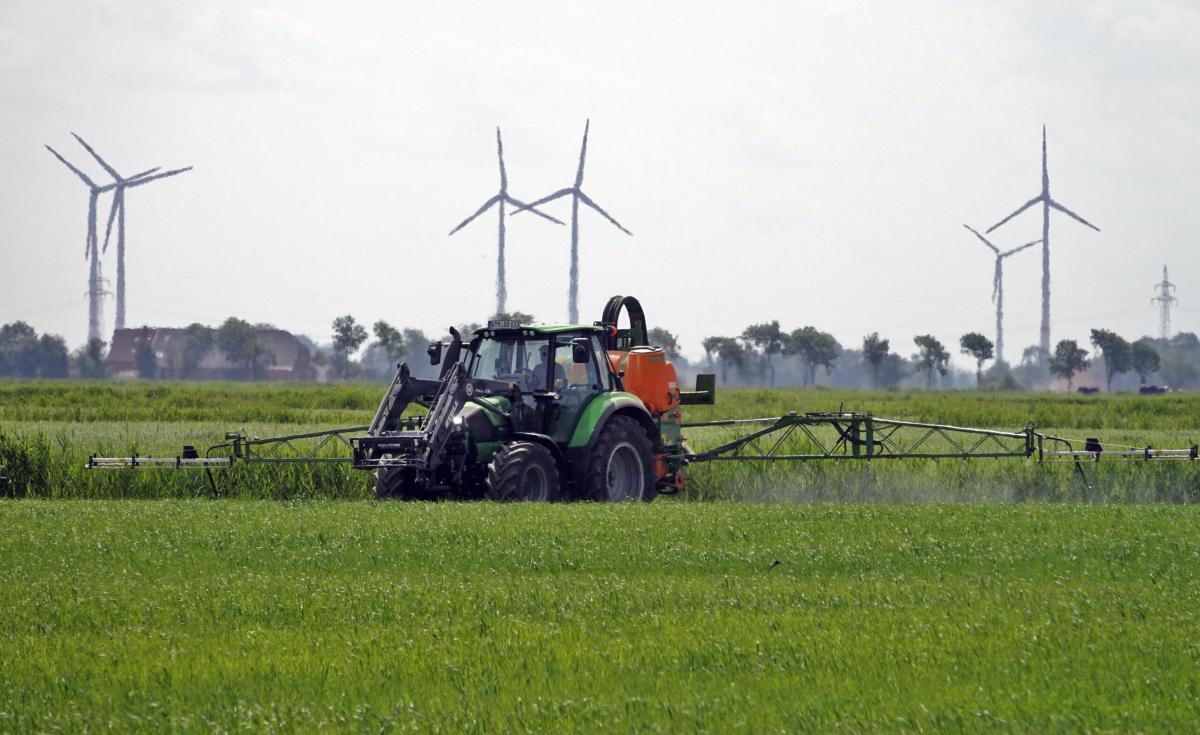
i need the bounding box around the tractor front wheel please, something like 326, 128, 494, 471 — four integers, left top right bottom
485, 441, 562, 502
374, 467, 432, 500
583, 416, 657, 502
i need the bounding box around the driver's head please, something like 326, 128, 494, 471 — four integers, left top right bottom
538, 345, 550, 362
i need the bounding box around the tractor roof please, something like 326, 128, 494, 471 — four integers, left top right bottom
475, 322, 605, 336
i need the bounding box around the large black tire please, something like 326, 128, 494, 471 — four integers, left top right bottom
374, 467, 432, 501
582, 415, 657, 502
484, 442, 562, 502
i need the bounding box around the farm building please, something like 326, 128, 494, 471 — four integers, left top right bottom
107, 327, 314, 380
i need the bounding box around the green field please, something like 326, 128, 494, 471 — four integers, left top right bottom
3, 382, 1200, 731
2, 501, 1199, 732
2, 380, 1198, 501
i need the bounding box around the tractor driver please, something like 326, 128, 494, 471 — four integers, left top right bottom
527, 343, 566, 392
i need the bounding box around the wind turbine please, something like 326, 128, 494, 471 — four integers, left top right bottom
963, 225, 1040, 366
448, 127, 563, 316
71, 133, 192, 332
511, 119, 632, 324
986, 126, 1099, 360
44, 143, 157, 343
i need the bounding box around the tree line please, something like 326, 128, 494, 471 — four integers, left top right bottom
696, 321, 991, 389
1046, 330, 1181, 392
6, 313, 1198, 391
0, 322, 70, 378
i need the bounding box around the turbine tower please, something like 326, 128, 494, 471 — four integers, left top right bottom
986, 126, 1100, 360
45, 143, 155, 343
448, 127, 563, 316
71, 133, 192, 331
1151, 265, 1178, 341
963, 225, 1040, 366
511, 119, 632, 324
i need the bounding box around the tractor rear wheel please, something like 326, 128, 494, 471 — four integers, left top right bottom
583, 416, 657, 502
374, 467, 432, 500
484, 441, 562, 502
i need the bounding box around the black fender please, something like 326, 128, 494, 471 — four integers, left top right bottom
509, 432, 565, 463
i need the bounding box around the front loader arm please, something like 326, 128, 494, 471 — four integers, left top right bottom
368, 362, 442, 435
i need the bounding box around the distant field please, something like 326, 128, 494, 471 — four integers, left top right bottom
1, 380, 1198, 500
3, 379, 1198, 428
2, 501, 1198, 732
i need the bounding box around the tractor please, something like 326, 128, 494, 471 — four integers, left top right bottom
352, 296, 714, 502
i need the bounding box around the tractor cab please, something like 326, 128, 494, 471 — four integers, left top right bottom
466, 323, 612, 443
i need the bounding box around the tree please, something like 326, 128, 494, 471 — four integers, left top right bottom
181, 323, 216, 378
135, 327, 157, 379
701, 336, 722, 368
331, 315, 368, 380
648, 327, 681, 360
784, 326, 840, 386
711, 337, 745, 384
218, 317, 272, 380
36, 334, 69, 378
1169, 332, 1200, 352
1020, 345, 1041, 367
0, 321, 38, 377
1161, 355, 1200, 390
372, 321, 406, 365
74, 338, 108, 379
1049, 339, 1090, 391
1131, 337, 1161, 385
491, 311, 536, 325
1090, 329, 1131, 392
912, 335, 950, 389
861, 333, 890, 388
741, 321, 782, 386
959, 332, 995, 386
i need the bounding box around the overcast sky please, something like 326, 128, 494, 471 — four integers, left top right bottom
2, 0, 1198, 366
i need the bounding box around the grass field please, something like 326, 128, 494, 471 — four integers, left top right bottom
3, 382, 1200, 731
2, 380, 1198, 501
2, 501, 1199, 732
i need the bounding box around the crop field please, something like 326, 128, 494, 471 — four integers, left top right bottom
1, 380, 1198, 501
3, 381, 1200, 731
3, 501, 1200, 732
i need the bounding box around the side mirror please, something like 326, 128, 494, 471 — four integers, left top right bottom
571, 338, 591, 364
427, 342, 442, 366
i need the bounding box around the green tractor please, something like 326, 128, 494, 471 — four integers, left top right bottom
352, 295, 714, 502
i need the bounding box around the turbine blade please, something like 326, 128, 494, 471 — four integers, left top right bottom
1048, 198, 1100, 232
985, 194, 1042, 233
993, 261, 1001, 303
448, 194, 501, 235
1042, 125, 1048, 184
504, 195, 564, 225
126, 166, 193, 187
575, 119, 590, 187
1000, 239, 1041, 258
102, 188, 121, 253
577, 190, 632, 235
496, 127, 507, 191
71, 133, 120, 179
962, 224, 998, 254
45, 145, 96, 187
509, 188, 573, 215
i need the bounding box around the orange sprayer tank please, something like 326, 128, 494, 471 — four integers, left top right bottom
612, 346, 681, 415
